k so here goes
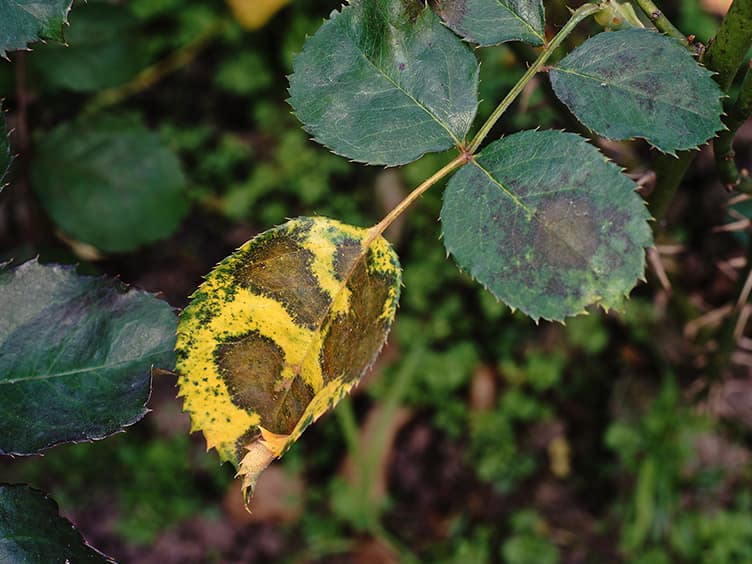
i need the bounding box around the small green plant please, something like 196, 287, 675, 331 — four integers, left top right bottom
1, 0, 751, 560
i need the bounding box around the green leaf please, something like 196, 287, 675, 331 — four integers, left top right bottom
288, 0, 479, 166
0, 102, 9, 188
549, 28, 724, 153
0, 484, 111, 563
0, 0, 73, 57
0, 260, 177, 456
31, 115, 189, 253
175, 217, 401, 501
29, 3, 149, 93
441, 130, 653, 322
435, 0, 545, 47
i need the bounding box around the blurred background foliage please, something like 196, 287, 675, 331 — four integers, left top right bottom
1, 0, 751, 562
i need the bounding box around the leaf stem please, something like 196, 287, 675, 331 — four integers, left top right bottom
633, 0, 688, 45
466, 1, 604, 154
367, 154, 468, 242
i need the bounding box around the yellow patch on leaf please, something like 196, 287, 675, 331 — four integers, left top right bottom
227, 0, 290, 31
175, 217, 401, 504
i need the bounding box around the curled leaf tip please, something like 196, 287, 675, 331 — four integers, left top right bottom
239, 440, 276, 508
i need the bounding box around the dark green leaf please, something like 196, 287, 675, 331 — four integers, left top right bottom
0, 0, 73, 57
32, 115, 189, 253
29, 3, 149, 93
0, 484, 112, 563
0, 102, 9, 188
550, 28, 724, 153
288, 0, 479, 166
435, 0, 545, 47
0, 260, 177, 455
441, 130, 653, 322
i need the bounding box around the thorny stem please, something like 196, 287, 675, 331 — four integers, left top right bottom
650, 0, 752, 222
83, 19, 228, 115
714, 61, 752, 191
633, 0, 688, 45
467, 2, 604, 154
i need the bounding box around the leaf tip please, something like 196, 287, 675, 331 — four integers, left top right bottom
238, 440, 277, 509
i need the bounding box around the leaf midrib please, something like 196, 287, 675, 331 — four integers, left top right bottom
471, 159, 610, 281
267, 234, 384, 431
552, 66, 717, 120
0, 348, 172, 386
339, 5, 463, 147
492, 0, 545, 43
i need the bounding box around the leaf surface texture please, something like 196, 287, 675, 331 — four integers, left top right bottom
0, 260, 177, 455
435, 0, 545, 46
550, 28, 724, 153
0, 485, 111, 562
288, 0, 479, 166
0, 0, 73, 56
441, 130, 653, 322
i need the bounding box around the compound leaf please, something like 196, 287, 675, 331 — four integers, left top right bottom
227, 0, 290, 30
441, 130, 653, 322
0, 260, 177, 455
0, 0, 73, 57
288, 0, 479, 166
0, 484, 111, 563
435, 0, 545, 47
550, 28, 724, 153
31, 115, 188, 253
176, 217, 401, 501
29, 3, 149, 93
0, 102, 9, 188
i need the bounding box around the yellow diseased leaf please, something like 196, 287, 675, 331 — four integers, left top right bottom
175, 217, 401, 503
227, 0, 290, 30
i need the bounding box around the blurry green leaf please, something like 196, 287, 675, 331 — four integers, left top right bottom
0, 0, 73, 56
470, 406, 536, 491
435, 0, 545, 46
0, 260, 177, 455
0, 102, 9, 187
502, 511, 560, 564
32, 115, 189, 253
30, 3, 149, 93
441, 130, 653, 322
215, 52, 272, 95
0, 484, 111, 562
288, 0, 478, 165
550, 29, 724, 153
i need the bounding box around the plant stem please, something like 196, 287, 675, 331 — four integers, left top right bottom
650, 0, 752, 222
368, 154, 468, 242
83, 19, 227, 115
703, 0, 752, 92
466, 1, 604, 154
714, 62, 752, 191
633, 0, 688, 45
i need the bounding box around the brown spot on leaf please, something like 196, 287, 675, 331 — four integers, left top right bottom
320, 248, 396, 384
216, 331, 313, 435
333, 238, 362, 281
234, 233, 330, 329
534, 196, 599, 269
